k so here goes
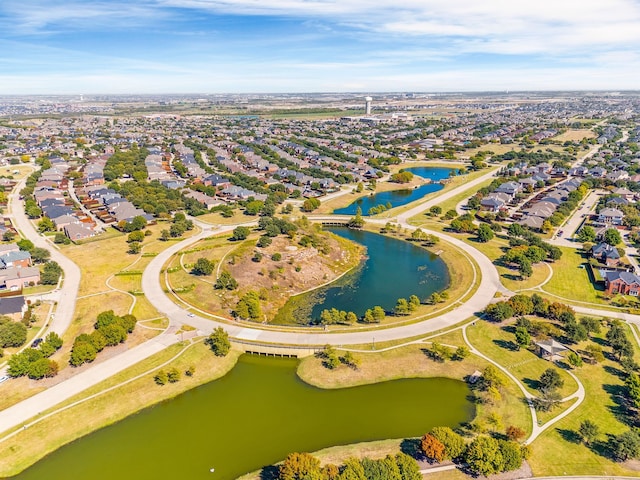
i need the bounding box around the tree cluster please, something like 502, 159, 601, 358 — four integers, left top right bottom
69, 311, 137, 367
420, 426, 525, 476
277, 451, 421, 480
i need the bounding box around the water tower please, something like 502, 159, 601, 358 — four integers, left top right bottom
364, 96, 372, 115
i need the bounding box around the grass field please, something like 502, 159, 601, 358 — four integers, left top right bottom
542, 246, 606, 305
528, 329, 640, 476
466, 320, 577, 399
553, 129, 597, 142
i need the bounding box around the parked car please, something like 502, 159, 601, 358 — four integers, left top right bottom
31, 338, 43, 348
0, 375, 10, 385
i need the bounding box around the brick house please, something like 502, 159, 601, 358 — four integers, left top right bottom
603, 271, 640, 295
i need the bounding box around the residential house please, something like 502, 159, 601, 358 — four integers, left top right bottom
0, 267, 40, 291
0, 250, 31, 268
591, 242, 621, 267
64, 223, 96, 241
598, 208, 624, 226
603, 271, 640, 295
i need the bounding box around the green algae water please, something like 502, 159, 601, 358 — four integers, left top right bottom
14, 355, 474, 480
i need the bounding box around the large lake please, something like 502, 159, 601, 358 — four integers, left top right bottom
14, 355, 474, 480
334, 166, 456, 216
275, 228, 449, 324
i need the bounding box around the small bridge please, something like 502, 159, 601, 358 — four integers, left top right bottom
307, 215, 352, 226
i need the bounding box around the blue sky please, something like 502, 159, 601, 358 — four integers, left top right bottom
1, 0, 640, 94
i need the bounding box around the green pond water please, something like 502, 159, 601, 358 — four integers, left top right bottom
275, 228, 449, 324
14, 355, 474, 480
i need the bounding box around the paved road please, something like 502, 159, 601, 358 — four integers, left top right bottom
8, 175, 81, 337
396, 168, 500, 224
548, 190, 603, 248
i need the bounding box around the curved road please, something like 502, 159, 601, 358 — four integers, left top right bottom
8, 175, 81, 337
141, 218, 504, 345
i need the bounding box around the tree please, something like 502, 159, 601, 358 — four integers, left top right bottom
464, 436, 504, 476
160, 229, 171, 241
215, 271, 238, 290
348, 206, 364, 229
27, 358, 58, 379
341, 351, 360, 369
167, 368, 181, 383
301, 198, 321, 212
484, 301, 514, 321
609, 430, 640, 461
54, 232, 70, 244
421, 434, 445, 462
338, 458, 367, 480
205, 327, 231, 356
127, 230, 145, 243
371, 306, 385, 322
519, 258, 532, 278
231, 226, 250, 241
394, 453, 422, 480
41, 261, 63, 285
565, 321, 588, 343
539, 368, 564, 393
506, 425, 526, 442
604, 228, 622, 246
498, 440, 523, 472
257, 235, 272, 248
99, 324, 127, 346
69, 341, 97, 366
430, 426, 465, 459
482, 365, 506, 389
394, 298, 410, 315
0, 321, 27, 348
17, 239, 34, 252
192, 257, 215, 276
579, 419, 599, 445
154, 370, 168, 385
514, 327, 531, 349
37, 217, 55, 233
234, 291, 262, 320
567, 351, 583, 368
580, 316, 601, 335
476, 224, 495, 243
577, 225, 596, 243
453, 345, 470, 360
128, 242, 142, 254
430, 206, 442, 216
585, 343, 605, 363
409, 295, 421, 311
279, 452, 322, 480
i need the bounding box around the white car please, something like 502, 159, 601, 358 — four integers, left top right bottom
0, 375, 10, 385
187, 313, 195, 317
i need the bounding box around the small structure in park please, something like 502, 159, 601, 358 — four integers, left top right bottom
534, 339, 569, 361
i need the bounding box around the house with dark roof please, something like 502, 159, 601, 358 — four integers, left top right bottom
0, 296, 26, 316
591, 242, 621, 267
603, 271, 640, 295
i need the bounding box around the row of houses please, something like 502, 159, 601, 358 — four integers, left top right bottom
33, 162, 101, 241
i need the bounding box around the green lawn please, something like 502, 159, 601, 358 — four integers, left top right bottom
542, 247, 607, 305
467, 320, 578, 399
